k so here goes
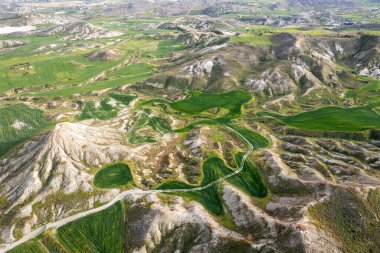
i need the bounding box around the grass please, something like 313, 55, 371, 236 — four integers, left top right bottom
308, 188, 380, 253
230, 33, 273, 46
94, 163, 133, 189
0, 52, 126, 94
157, 154, 268, 216
171, 89, 252, 119
345, 78, 380, 103
57, 201, 124, 253
77, 94, 136, 121
109, 93, 137, 105
40, 233, 67, 253
107, 63, 153, 78
78, 98, 118, 120
28, 71, 152, 97
260, 104, 380, 132
0, 104, 51, 156
7, 240, 48, 253
127, 109, 171, 144
226, 123, 269, 149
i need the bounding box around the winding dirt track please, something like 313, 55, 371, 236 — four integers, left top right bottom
1, 126, 253, 253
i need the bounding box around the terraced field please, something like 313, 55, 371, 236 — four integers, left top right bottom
0, 104, 51, 156
94, 163, 133, 189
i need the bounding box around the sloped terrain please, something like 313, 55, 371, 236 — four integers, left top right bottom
0, 0, 380, 252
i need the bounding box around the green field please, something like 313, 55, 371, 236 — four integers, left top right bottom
0, 53, 126, 93
8, 240, 48, 253
127, 109, 171, 144
261, 104, 380, 132
94, 163, 133, 188
0, 104, 51, 156
26, 63, 153, 97
8, 202, 125, 253
171, 89, 251, 118
158, 155, 268, 216
230, 33, 273, 46
57, 202, 124, 253
226, 123, 269, 149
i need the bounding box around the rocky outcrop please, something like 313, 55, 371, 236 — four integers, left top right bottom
123, 193, 250, 253
9, 21, 123, 41
86, 49, 124, 62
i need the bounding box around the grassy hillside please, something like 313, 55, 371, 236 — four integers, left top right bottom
0, 104, 51, 156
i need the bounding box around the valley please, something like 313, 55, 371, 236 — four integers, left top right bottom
0, 0, 380, 253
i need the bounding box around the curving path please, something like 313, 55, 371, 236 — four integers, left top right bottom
0, 126, 254, 253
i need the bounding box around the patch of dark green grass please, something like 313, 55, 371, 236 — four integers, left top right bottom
226, 123, 269, 149
57, 201, 124, 253
260, 104, 380, 132
171, 89, 251, 119
94, 163, 133, 189
109, 93, 136, 105
157, 155, 267, 216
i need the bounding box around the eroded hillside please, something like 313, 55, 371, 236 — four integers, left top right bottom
0, 1, 379, 253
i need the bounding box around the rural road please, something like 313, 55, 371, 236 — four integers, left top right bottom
0, 126, 253, 253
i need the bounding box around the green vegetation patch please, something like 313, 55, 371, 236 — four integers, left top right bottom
345, 78, 380, 103
78, 98, 118, 120
109, 93, 137, 105
127, 109, 171, 144
78, 93, 137, 121
0, 54, 124, 93
171, 89, 251, 119
227, 123, 269, 149
0, 104, 51, 156
261, 105, 380, 132
7, 240, 48, 253
158, 155, 267, 216
94, 163, 133, 189
230, 33, 273, 46
57, 201, 124, 253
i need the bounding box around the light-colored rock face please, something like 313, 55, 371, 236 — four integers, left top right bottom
0, 40, 27, 49
8, 21, 123, 41
244, 69, 297, 97
0, 121, 129, 206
